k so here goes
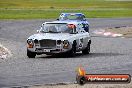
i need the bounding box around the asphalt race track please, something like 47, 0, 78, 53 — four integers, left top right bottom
0, 18, 132, 87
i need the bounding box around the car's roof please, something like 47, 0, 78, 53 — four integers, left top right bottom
61, 13, 84, 15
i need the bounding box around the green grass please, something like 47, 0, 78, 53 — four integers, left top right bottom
0, 0, 132, 9
0, 0, 132, 19
0, 9, 132, 19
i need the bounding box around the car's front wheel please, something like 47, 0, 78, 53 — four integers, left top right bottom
27, 49, 36, 58
82, 43, 90, 54
66, 41, 76, 57
68, 47, 76, 57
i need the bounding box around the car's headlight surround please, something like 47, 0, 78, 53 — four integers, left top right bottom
34, 39, 39, 44
27, 39, 34, 48
63, 40, 69, 49
57, 40, 62, 45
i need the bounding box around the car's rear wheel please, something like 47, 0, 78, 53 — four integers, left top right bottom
82, 42, 90, 54
27, 49, 36, 58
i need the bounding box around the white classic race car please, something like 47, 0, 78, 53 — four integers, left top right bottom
27, 20, 91, 58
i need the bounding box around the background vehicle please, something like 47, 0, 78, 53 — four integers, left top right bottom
58, 13, 86, 21
58, 13, 89, 32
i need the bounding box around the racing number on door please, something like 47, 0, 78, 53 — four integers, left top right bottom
79, 38, 83, 48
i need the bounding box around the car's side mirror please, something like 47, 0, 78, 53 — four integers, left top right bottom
75, 31, 79, 34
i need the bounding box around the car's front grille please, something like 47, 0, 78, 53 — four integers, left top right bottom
39, 39, 56, 48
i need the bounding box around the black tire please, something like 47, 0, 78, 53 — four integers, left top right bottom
67, 41, 76, 57
27, 49, 36, 58
76, 76, 86, 85
68, 47, 76, 57
82, 43, 90, 54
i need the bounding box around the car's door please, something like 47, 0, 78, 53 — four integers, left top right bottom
76, 24, 88, 50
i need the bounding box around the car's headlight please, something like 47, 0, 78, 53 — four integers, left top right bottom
63, 40, 69, 49
27, 39, 34, 48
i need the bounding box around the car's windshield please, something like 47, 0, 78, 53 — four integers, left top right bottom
59, 14, 85, 20
40, 23, 76, 33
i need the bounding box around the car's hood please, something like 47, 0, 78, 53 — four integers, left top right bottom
28, 33, 75, 40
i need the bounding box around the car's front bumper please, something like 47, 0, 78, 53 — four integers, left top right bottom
27, 47, 70, 54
